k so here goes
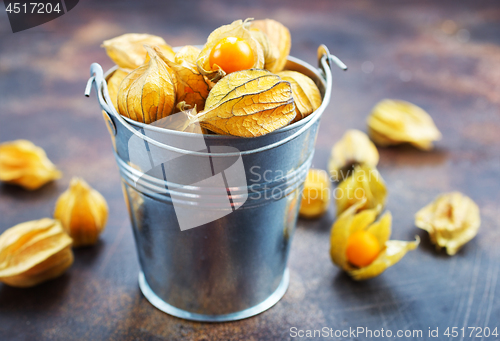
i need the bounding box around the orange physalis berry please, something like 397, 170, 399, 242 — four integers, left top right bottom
209, 37, 254, 74
346, 230, 381, 267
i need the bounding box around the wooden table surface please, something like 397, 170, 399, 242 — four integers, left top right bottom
1, 0, 499, 340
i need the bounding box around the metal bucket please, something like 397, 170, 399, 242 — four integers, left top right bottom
85, 45, 345, 322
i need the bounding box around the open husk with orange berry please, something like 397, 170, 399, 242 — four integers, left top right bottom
330, 199, 419, 280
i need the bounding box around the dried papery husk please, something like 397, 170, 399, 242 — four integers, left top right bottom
175, 45, 201, 65
250, 19, 291, 73
144, 44, 176, 64
176, 103, 207, 134
277, 70, 322, 122
336, 164, 387, 216
107, 68, 130, 111
0, 140, 62, 190
299, 169, 331, 219
154, 46, 210, 111
250, 28, 280, 73
176, 101, 192, 113
187, 69, 296, 137
415, 192, 480, 256
54, 177, 108, 247
102, 33, 175, 69
328, 130, 379, 181
176, 47, 216, 90
330, 200, 419, 280
152, 103, 206, 134
117, 46, 177, 124
367, 99, 442, 150
196, 19, 265, 83
0, 218, 73, 287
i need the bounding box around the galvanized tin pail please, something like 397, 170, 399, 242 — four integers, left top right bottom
85, 45, 344, 322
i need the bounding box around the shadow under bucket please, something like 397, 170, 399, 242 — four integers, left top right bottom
85, 45, 344, 322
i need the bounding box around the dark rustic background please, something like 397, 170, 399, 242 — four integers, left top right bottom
1, 0, 499, 340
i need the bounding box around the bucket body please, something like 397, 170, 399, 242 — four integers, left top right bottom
89, 51, 334, 322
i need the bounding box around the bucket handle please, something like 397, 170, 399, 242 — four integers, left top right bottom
85, 45, 346, 158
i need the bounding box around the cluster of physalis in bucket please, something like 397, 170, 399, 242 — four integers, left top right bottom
102, 18, 322, 137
